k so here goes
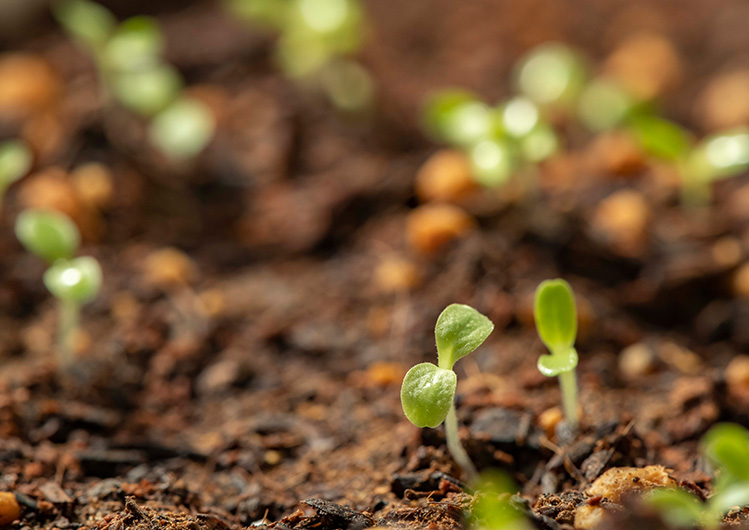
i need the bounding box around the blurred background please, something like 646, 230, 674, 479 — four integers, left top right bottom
2, 0, 749, 528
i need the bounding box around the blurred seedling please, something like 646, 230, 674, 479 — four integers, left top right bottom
400, 304, 494, 481
53, 0, 214, 159
15, 209, 102, 366
423, 89, 561, 190
515, 43, 588, 111
648, 423, 749, 529
534, 279, 579, 428
470, 470, 531, 530
0, 140, 32, 210
226, 0, 373, 112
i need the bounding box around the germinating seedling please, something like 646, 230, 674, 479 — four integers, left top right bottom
648, 423, 749, 529
401, 304, 494, 481
533, 279, 579, 427
471, 470, 531, 530
0, 140, 32, 210
15, 209, 102, 365
54, 0, 214, 160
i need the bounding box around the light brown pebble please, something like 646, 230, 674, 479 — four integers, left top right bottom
725, 355, 749, 391
0, 492, 21, 525
71, 163, 114, 210
590, 190, 651, 257
415, 149, 476, 203
142, 247, 198, 288
731, 263, 749, 299
406, 204, 475, 255
618, 342, 656, 380
374, 257, 421, 293
537, 407, 563, 440
0, 53, 59, 120
697, 69, 749, 131
712, 237, 742, 268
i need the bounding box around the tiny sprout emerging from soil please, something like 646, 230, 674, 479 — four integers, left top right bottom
227, 0, 373, 113
647, 423, 749, 529
15, 209, 80, 264
471, 471, 530, 530
53, 0, 214, 159
0, 140, 32, 208
515, 43, 588, 108
533, 279, 579, 428
15, 209, 102, 365
400, 304, 494, 481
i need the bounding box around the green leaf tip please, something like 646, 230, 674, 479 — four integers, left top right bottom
702, 423, 749, 483
534, 279, 577, 356
435, 303, 494, 370
15, 209, 81, 264
44, 256, 102, 304
400, 363, 457, 428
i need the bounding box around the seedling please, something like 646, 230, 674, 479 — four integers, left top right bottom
227, 0, 373, 112
647, 423, 749, 529
471, 470, 531, 530
533, 279, 579, 427
0, 140, 32, 209
514, 43, 588, 109
53, 0, 214, 159
400, 304, 494, 481
15, 209, 102, 365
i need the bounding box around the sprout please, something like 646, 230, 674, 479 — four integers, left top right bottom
320, 59, 374, 112
472, 471, 531, 530
468, 139, 514, 187
44, 257, 102, 366
648, 423, 749, 529
578, 78, 635, 132
15, 209, 80, 264
148, 97, 216, 160
520, 124, 560, 163
53, 0, 116, 50
15, 209, 101, 366
424, 90, 496, 146
627, 114, 691, 162
501, 97, 540, 138
112, 64, 183, 116
400, 304, 494, 480
533, 279, 580, 427
103, 16, 163, 72
0, 140, 32, 206
515, 43, 587, 107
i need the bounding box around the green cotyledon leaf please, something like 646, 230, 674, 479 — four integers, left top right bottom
435, 304, 494, 370
400, 363, 457, 428
534, 279, 577, 354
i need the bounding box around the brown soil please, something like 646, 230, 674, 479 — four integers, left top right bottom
2, 1, 749, 529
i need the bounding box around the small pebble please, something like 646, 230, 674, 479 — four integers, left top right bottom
415, 149, 476, 203
618, 342, 656, 380
406, 204, 475, 255
0, 492, 21, 525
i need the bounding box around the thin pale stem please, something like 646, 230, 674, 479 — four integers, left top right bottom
558, 370, 579, 428
444, 401, 478, 482
58, 299, 80, 367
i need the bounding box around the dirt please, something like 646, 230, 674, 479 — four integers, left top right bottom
2, 0, 749, 529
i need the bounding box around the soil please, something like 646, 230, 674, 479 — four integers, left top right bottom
2, 1, 749, 529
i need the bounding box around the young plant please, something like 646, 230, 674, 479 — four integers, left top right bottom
647, 423, 749, 529
471, 470, 531, 530
15, 209, 102, 365
226, 0, 373, 112
53, 0, 214, 160
0, 140, 32, 210
533, 279, 579, 428
400, 304, 494, 481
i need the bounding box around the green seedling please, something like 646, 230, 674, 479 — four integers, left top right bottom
54, 0, 214, 159
401, 304, 494, 481
15, 209, 102, 365
227, 0, 372, 112
515, 43, 588, 108
533, 279, 579, 427
0, 140, 32, 209
15, 209, 80, 264
577, 78, 636, 132
471, 470, 531, 530
648, 423, 749, 529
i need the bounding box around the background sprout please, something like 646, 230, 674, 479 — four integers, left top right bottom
15, 209, 80, 264
648, 423, 749, 529
0, 140, 32, 205
534, 279, 580, 427
102, 16, 163, 72
400, 304, 494, 481
519, 124, 560, 163
468, 139, 514, 187
501, 96, 540, 138
148, 97, 216, 160
578, 78, 636, 131
424, 90, 496, 146
627, 114, 691, 162
52, 0, 116, 50
472, 471, 531, 530
44, 257, 102, 366
515, 43, 587, 108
